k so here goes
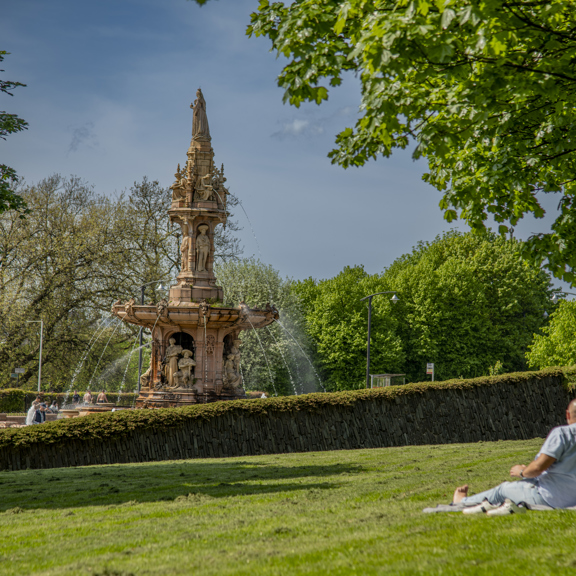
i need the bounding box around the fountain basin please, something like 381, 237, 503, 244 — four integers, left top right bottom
60, 403, 121, 418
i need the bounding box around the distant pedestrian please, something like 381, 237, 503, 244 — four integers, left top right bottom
34, 402, 43, 424
83, 390, 92, 404
72, 391, 80, 404
97, 390, 108, 404
48, 400, 59, 413
26, 401, 39, 426
39, 401, 47, 423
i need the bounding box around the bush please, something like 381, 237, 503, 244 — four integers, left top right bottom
0, 368, 568, 451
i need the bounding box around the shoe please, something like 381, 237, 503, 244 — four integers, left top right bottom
486, 498, 527, 516
462, 499, 500, 514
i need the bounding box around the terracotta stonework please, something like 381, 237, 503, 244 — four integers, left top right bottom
112, 90, 279, 408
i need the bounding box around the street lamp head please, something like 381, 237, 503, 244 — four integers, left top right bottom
543, 310, 549, 319
158, 283, 165, 291
390, 294, 399, 304
551, 293, 561, 304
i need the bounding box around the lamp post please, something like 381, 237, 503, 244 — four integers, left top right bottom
360, 291, 399, 389
551, 291, 576, 304
137, 280, 166, 391
26, 320, 44, 393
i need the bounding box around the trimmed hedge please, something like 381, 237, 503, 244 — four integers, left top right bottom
0, 389, 138, 413
0, 368, 571, 454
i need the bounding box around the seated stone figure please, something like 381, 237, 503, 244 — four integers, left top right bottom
140, 366, 152, 390
177, 350, 196, 387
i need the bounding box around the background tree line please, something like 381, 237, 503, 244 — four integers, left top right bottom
294, 231, 556, 390
0, 174, 570, 397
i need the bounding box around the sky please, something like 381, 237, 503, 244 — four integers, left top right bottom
1, 0, 571, 294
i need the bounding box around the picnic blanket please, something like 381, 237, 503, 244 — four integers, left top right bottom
423, 503, 576, 513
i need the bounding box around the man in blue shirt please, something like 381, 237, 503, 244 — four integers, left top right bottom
453, 399, 576, 515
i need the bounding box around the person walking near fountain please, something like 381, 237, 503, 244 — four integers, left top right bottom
97, 390, 109, 404
35, 397, 47, 423
83, 390, 92, 404
26, 401, 39, 426
72, 391, 80, 404
32, 400, 44, 424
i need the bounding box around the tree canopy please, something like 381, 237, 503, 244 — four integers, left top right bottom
526, 300, 576, 369
0, 176, 175, 391
294, 231, 552, 388
193, 0, 576, 283
0, 51, 28, 215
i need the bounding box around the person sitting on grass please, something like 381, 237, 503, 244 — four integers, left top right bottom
452, 399, 576, 516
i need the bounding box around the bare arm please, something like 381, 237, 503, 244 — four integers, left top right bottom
510, 453, 556, 478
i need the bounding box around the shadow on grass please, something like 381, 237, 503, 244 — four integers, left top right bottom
0, 460, 361, 512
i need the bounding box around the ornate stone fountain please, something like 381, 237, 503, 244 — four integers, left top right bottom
112, 89, 278, 408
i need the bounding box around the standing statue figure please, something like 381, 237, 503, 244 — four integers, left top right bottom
224, 354, 242, 389
164, 338, 183, 388
230, 339, 242, 373
191, 88, 210, 140
180, 221, 192, 272
196, 224, 210, 272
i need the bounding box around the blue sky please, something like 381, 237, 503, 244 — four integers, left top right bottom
1, 0, 569, 292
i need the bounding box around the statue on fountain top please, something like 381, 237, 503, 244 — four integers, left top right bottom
191, 89, 210, 141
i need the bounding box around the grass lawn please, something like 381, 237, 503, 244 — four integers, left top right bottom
1, 438, 576, 575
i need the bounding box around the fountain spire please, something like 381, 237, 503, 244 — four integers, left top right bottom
110, 92, 279, 409
168, 89, 228, 303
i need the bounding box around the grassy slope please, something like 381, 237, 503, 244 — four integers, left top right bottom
1, 439, 576, 576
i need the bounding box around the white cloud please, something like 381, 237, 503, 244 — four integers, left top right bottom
271, 106, 354, 140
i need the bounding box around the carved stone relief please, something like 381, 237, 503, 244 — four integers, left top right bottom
157, 298, 169, 320
124, 297, 136, 318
